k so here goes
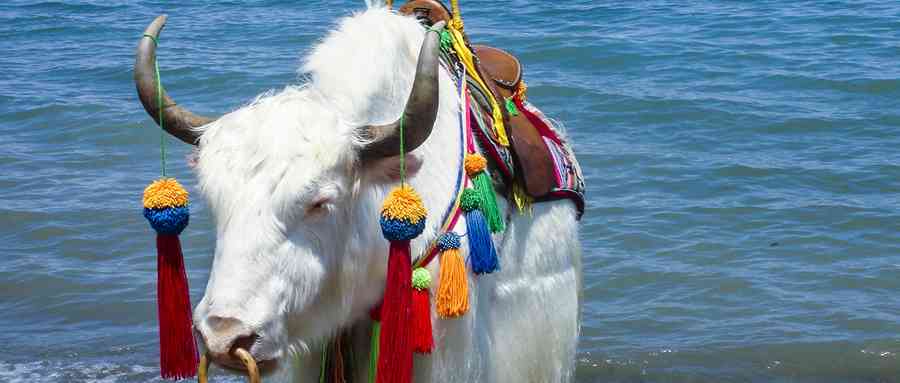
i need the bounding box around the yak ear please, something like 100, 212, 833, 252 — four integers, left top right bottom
363, 154, 423, 183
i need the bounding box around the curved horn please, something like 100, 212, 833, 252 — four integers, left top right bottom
135, 15, 216, 145
359, 22, 444, 161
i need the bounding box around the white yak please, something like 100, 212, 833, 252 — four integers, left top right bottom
133, 5, 581, 383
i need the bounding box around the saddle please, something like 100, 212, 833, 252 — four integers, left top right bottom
399, 0, 557, 198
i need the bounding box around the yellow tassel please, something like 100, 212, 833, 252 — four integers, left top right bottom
447, 24, 509, 146
511, 181, 533, 216
436, 248, 469, 318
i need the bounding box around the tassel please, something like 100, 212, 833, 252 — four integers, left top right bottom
322, 330, 354, 383
511, 181, 534, 216
411, 268, 434, 354
143, 178, 198, 380
368, 305, 382, 383
465, 154, 504, 233
378, 241, 413, 383
460, 189, 500, 274
376, 185, 427, 383
505, 98, 520, 117
435, 233, 469, 317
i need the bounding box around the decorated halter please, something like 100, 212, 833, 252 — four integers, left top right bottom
139, 34, 199, 380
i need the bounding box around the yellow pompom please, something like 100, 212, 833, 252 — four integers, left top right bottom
143, 178, 189, 209
381, 185, 427, 224
464, 154, 487, 176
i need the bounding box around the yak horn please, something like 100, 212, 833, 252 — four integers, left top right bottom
135, 15, 216, 145
359, 22, 444, 161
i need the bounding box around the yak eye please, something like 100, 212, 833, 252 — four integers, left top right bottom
305, 197, 332, 217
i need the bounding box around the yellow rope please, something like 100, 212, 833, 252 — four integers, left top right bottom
447, 25, 509, 146
450, 0, 463, 31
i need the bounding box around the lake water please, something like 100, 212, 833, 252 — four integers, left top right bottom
1, 1, 899, 382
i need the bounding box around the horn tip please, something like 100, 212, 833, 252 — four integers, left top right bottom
144, 14, 168, 36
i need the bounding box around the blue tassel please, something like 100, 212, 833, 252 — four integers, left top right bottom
465, 208, 499, 274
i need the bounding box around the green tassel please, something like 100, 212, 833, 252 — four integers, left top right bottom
440, 29, 453, 51
472, 171, 505, 233
368, 322, 380, 383
505, 98, 519, 116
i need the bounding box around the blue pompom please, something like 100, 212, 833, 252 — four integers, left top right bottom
380, 216, 426, 242
144, 206, 190, 235
437, 232, 461, 251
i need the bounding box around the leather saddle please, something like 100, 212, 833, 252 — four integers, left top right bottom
399, 0, 556, 198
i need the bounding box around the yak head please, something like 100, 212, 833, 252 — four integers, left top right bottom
133, 8, 456, 373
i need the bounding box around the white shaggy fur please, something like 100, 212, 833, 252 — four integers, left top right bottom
191, 6, 581, 383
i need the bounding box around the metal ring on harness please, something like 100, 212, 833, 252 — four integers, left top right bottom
197, 348, 260, 383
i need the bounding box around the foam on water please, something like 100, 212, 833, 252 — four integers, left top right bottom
0, 361, 246, 383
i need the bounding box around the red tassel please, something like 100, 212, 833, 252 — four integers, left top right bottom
376, 241, 413, 383
411, 288, 434, 354
156, 235, 199, 380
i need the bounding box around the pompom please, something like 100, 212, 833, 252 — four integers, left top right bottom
380, 185, 427, 241
381, 185, 427, 223
412, 268, 432, 291
143, 178, 189, 209
144, 206, 189, 235
459, 188, 481, 212
437, 232, 461, 251
380, 216, 427, 242
464, 154, 487, 176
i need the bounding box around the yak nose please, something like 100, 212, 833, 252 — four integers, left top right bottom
198, 315, 259, 368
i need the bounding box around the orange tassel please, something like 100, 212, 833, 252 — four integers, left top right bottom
436, 247, 469, 318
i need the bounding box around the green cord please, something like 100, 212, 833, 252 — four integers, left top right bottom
399, 115, 406, 185
319, 341, 328, 383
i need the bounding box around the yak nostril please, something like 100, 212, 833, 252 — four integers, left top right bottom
206, 315, 244, 334
230, 333, 260, 355
200, 315, 257, 362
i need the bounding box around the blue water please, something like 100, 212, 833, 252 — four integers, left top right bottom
2, 1, 899, 382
